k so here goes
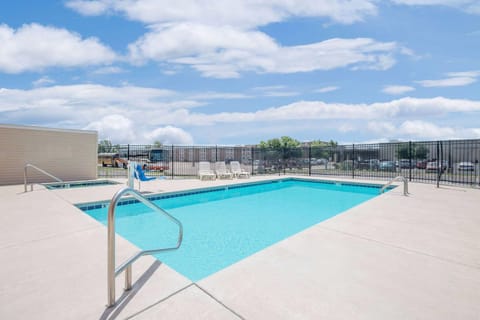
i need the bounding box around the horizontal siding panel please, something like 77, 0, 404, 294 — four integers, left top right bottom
0, 125, 97, 185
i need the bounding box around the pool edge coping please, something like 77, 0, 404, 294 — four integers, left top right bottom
75, 177, 396, 211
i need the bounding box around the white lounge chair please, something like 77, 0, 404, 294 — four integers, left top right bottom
215, 161, 233, 179
198, 162, 216, 180
230, 161, 250, 178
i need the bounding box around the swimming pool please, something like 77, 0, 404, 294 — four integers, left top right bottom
80, 178, 391, 281
44, 180, 120, 189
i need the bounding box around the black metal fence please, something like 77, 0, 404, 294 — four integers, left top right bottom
98, 139, 480, 187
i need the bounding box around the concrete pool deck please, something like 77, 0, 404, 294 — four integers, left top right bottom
0, 176, 479, 319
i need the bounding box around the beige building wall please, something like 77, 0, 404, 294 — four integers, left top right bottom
0, 124, 97, 185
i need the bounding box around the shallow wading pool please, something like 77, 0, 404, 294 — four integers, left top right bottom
43, 180, 120, 189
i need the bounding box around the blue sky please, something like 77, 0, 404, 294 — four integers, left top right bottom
1, 1, 479, 145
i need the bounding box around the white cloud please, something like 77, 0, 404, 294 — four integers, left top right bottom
162, 69, 178, 75
65, 0, 110, 15
250, 85, 299, 97
398, 120, 456, 138
262, 91, 300, 97
0, 84, 178, 113
253, 85, 286, 91
189, 92, 251, 100
392, 0, 473, 5
84, 114, 136, 143
62, 1, 476, 81
339, 124, 356, 132
83, 116, 194, 145
144, 126, 194, 145
92, 66, 126, 74
417, 77, 477, 87
468, 2, 480, 13
382, 85, 415, 95
2, 85, 480, 125
470, 128, 480, 136
128, 23, 400, 78
0, 23, 116, 73
66, 0, 378, 27
416, 70, 480, 87
181, 96, 480, 125
391, 0, 480, 15
315, 86, 339, 93
2, 83, 480, 142
447, 70, 480, 77
367, 121, 396, 135
32, 76, 55, 87
368, 119, 480, 140
65, 1, 400, 78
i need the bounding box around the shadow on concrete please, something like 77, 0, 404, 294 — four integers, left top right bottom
98, 260, 162, 320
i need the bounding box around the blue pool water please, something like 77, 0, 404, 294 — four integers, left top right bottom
82, 179, 387, 281
44, 180, 120, 189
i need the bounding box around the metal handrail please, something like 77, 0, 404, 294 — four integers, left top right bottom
24, 163, 63, 192
380, 175, 409, 196
107, 187, 183, 307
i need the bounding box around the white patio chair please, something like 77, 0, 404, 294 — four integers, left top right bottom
215, 161, 233, 179
230, 161, 250, 178
198, 162, 216, 180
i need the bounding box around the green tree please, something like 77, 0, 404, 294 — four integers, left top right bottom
153, 140, 163, 148
396, 143, 410, 159
98, 139, 113, 153
396, 143, 429, 159
259, 138, 281, 149
415, 145, 429, 159
258, 136, 302, 162
310, 139, 338, 159
259, 136, 301, 149
279, 136, 301, 158
279, 136, 301, 148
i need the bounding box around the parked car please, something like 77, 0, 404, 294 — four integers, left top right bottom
98, 152, 127, 168
357, 160, 369, 170
146, 162, 169, 171
416, 160, 428, 169
379, 161, 396, 172
138, 158, 169, 171
426, 161, 447, 173
457, 161, 475, 172
358, 159, 379, 170
253, 160, 271, 173
309, 158, 327, 165
342, 160, 355, 170
398, 159, 413, 169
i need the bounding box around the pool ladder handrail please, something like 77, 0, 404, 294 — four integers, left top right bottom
24, 163, 63, 192
380, 175, 409, 196
107, 187, 183, 307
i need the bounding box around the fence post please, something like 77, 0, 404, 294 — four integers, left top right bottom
171, 145, 174, 180
436, 141, 440, 188
127, 144, 130, 160
215, 145, 218, 162
409, 141, 412, 181
251, 146, 254, 175
352, 144, 355, 179
440, 141, 444, 181
308, 144, 311, 176
448, 140, 452, 175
